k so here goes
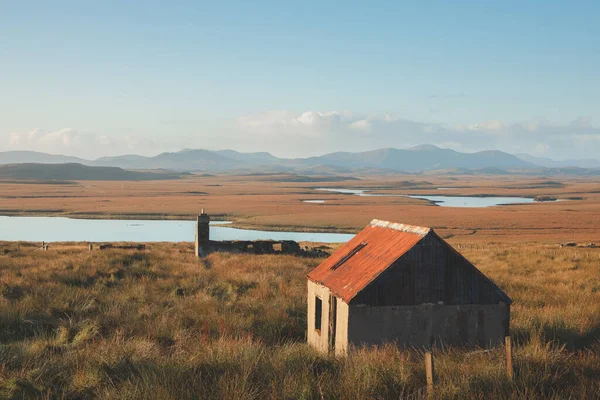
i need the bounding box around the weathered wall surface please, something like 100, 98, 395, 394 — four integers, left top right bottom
195, 214, 210, 257
347, 303, 509, 349
335, 299, 349, 356
198, 240, 321, 257
307, 281, 331, 353
307, 281, 350, 355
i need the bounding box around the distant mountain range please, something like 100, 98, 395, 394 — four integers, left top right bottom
0, 163, 188, 181
514, 153, 600, 169
1, 146, 599, 176
0, 151, 87, 165
299, 145, 535, 171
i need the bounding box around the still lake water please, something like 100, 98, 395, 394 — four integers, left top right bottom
0, 216, 355, 243
316, 188, 537, 208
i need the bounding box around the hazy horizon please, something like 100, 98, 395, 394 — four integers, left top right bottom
2, 142, 599, 165
2, 2, 599, 159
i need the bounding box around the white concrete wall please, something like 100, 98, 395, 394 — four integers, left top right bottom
307, 281, 352, 355
347, 303, 509, 349
307, 280, 331, 353
335, 299, 349, 356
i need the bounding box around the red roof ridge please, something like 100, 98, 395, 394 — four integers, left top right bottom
369, 219, 431, 236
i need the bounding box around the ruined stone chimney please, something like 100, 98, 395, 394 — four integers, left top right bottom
195, 209, 210, 257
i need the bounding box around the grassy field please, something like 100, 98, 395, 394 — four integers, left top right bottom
1, 241, 599, 399
1, 174, 600, 242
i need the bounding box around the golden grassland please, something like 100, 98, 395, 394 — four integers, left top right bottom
1, 174, 600, 242
0, 241, 599, 399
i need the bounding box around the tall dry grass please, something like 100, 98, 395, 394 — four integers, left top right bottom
0, 241, 599, 399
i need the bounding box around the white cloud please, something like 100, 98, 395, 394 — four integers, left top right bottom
468, 120, 505, 131
534, 143, 550, 155
2, 128, 176, 159
232, 111, 600, 158
7, 128, 106, 157
236, 110, 356, 138
349, 119, 371, 133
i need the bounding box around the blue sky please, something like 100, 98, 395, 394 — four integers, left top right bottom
1, 1, 599, 158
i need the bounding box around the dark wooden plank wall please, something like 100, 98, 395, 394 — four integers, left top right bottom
351, 234, 504, 306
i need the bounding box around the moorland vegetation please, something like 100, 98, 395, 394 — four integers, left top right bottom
0, 242, 599, 399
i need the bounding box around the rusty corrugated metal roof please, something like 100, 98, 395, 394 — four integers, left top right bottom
307, 219, 430, 303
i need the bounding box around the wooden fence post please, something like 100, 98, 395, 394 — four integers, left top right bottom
505, 336, 514, 379
425, 351, 435, 395
89, 243, 93, 252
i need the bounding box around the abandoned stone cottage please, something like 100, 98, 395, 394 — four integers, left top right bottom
307, 219, 511, 356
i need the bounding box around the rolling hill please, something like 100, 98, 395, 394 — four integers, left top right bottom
91, 149, 242, 170
515, 153, 600, 169
0, 151, 87, 165
0, 163, 187, 181
298, 145, 534, 171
